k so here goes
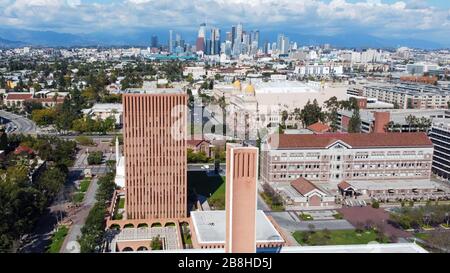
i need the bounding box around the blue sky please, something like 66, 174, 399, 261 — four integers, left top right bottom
0, 0, 449, 46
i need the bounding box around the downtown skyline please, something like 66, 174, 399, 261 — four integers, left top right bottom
0, 0, 449, 49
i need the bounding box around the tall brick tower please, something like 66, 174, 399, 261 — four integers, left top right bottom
225, 143, 259, 253
123, 93, 187, 220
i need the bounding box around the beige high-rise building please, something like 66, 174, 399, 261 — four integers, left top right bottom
123, 93, 187, 220
225, 144, 259, 253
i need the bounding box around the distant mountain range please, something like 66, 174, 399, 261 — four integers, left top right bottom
0, 27, 446, 50
0, 37, 26, 48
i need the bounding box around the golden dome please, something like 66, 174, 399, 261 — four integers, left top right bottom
244, 84, 255, 95
233, 80, 241, 90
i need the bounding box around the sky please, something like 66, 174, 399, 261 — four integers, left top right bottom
0, 0, 449, 46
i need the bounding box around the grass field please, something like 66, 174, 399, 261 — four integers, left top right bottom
118, 198, 125, 209
73, 192, 85, 203
79, 179, 91, 192
188, 171, 226, 209
414, 233, 430, 241
47, 226, 68, 253
292, 229, 390, 246
208, 178, 226, 210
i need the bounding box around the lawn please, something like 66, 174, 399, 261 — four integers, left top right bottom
79, 179, 91, 192
118, 198, 125, 209
414, 233, 430, 241
47, 226, 68, 253
73, 192, 85, 203
208, 178, 226, 210
292, 229, 390, 246
188, 171, 225, 210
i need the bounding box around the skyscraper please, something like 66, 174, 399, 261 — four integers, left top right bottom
225, 144, 258, 253
196, 23, 206, 52
169, 30, 173, 53
151, 35, 158, 48
123, 93, 187, 220
231, 26, 237, 48
277, 34, 290, 54
211, 27, 221, 55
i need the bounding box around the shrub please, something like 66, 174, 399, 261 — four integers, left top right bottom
371, 200, 380, 209
87, 151, 103, 165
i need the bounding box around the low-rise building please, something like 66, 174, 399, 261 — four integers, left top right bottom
337, 109, 449, 133
82, 103, 123, 125
3, 93, 33, 108
261, 132, 434, 187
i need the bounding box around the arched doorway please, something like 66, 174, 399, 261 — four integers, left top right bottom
122, 247, 133, 252
123, 223, 134, 229
137, 246, 148, 251
109, 224, 121, 230
137, 223, 148, 228
151, 222, 162, 228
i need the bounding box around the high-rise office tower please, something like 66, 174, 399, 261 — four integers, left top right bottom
175, 33, 181, 47
225, 144, 258, 253
231, 26, 237, 48
169, 30, 173, 53
277, 34, 289, 54
196, 23, 206, 52
205, 39, 212, 55
151, 35, 158, 48
226, 31, 232, 42
211, 27, 221, 55
123, 93, 187, 220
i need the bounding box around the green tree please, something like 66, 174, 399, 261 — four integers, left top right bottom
348, 109, 361, 133
31, 108, 57, 126
300, 99, 325, 127
0, 130, 7, 150
151, 235, 163, 250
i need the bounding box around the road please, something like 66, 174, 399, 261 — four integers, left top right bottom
0, 110, 37, 134
60, 177, 99, 253
60, 149, 113, 253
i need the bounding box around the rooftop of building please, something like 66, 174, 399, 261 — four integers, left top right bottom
5, 93, 33, 100
291, 177, 324, 196
345, 179, 449, 192
307, 122, 331, 133
432, 118, 450, 130
339, 108, 450, 124
133, 243, 427, 253
365, 82, 450, 96
268, 132, 433, 149
190, 210, 284, 244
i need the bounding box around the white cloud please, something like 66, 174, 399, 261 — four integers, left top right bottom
0, 0, 448, 43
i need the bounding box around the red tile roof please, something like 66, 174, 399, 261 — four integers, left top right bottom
338, 181, 355, 191
307, 122, 331, 133
14, 145, 34, 155
269, 132, 433, 149
291, 177, 320, 196
30, 97, 65, 103
6, 93, 33, 100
